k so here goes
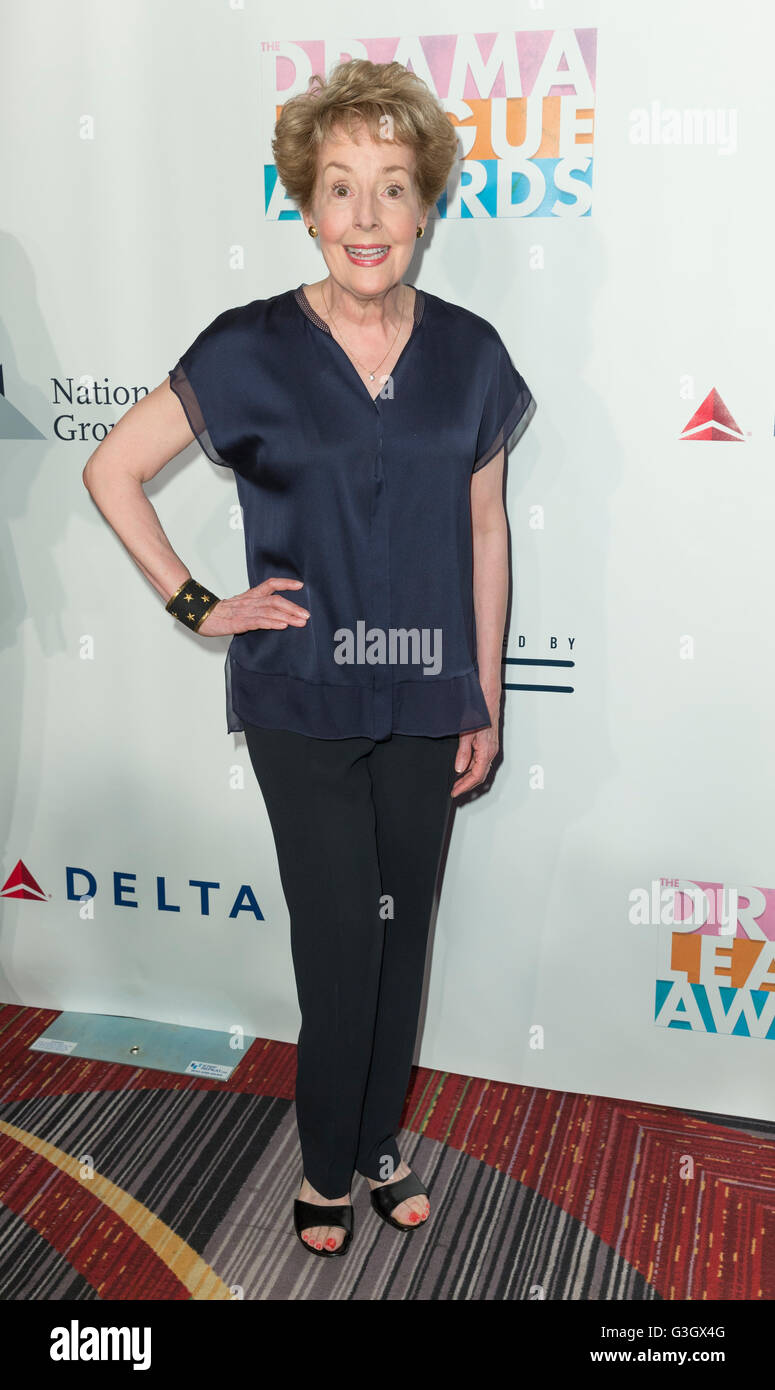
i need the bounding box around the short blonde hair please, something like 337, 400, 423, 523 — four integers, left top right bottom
272, 58, 459, 216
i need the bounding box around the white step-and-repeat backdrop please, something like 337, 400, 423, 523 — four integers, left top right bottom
3, 0, 774, 1119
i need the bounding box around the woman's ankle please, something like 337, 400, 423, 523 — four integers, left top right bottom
357, 1154, 403, 1184
299, 1175, 351, 1203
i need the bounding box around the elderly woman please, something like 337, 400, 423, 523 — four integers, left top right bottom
82, 58, 535, 1260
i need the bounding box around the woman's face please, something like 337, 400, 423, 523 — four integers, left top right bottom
303, 121, 427, 299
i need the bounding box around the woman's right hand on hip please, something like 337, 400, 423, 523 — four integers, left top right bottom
197, 578, 310, 637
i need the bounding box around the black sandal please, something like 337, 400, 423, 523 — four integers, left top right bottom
369, 1170, 430, 1233
293, 1198, 354, 1258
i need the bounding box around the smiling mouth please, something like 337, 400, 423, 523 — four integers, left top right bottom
344, 245, 390, 261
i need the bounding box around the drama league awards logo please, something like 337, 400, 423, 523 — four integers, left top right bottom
263, 29, 597, 220
654, 879, 775, 1040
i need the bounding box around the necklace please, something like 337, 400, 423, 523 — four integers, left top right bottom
321, 283, 407, 381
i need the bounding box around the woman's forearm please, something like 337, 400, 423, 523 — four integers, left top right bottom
472, 516, 509, 709
83, 466, 191, 604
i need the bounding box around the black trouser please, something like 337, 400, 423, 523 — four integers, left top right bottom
243, 722, 459, 1199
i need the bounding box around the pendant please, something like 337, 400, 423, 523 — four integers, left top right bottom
369, 372, 375, 381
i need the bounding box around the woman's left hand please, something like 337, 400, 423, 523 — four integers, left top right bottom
451, 723, 499, 797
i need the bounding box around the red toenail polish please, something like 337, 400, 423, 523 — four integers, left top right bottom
315, 1241, 322, 1249
409, 1212, 419, 1223
325, 1238, 336, 1249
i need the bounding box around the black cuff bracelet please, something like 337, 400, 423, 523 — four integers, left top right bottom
165, 578, 220, 632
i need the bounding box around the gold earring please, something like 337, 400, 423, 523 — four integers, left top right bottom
308, 225, 318, 238
416, 226, 424, 238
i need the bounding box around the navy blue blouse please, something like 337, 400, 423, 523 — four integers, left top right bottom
168, 283, 535, 740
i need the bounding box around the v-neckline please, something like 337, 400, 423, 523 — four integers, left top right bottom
294, 282, 425, 406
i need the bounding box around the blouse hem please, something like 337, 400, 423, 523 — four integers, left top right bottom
224, 650, 492, 740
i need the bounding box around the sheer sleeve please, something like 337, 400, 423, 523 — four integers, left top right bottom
168, 308, 239, 468
472, 332, 536, 472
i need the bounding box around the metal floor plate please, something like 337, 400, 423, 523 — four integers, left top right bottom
29, 1011, 254, 1080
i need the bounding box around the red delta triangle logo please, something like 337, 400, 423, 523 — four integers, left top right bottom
680, 388, 745, 441
1, 859, 49, 901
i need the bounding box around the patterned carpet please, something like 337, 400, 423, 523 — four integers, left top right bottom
0, 1003, 772, 1300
